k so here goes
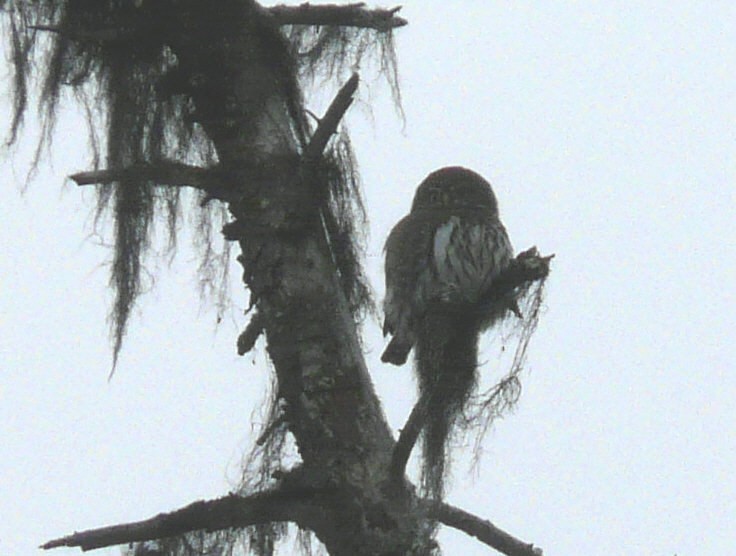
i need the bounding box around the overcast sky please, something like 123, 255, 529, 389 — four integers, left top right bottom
2, 2, 735, 555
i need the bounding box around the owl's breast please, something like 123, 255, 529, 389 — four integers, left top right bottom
427, 215, 512, 304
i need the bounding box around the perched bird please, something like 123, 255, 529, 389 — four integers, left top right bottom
382, 166, 513, 497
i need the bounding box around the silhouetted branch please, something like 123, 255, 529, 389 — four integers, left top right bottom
382, 247, 552, 366
483, 247, 553, 306
389, 397, 427, 487
267, 3, 407, 31
70, 161, 210, 186
388, 247, 552, 481
303, 73, 360, 161
30, 3, 407, 46
237, 309, 264, 355
41, 490, 313, 552
28, 24, 129, 43
428, 501, 543, 556
70, 161, 231, 201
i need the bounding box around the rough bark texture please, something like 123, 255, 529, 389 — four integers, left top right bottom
159, 2, 426, 553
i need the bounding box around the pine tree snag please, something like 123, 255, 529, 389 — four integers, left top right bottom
6, 1, 549, 554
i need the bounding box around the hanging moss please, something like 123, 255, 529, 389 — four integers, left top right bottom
3, 0, 399, 369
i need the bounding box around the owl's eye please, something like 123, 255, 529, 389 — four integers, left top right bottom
428, 189, 444, 205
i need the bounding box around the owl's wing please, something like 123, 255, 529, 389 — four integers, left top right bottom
382, 211, 513, 364
382, 214, 439, 364
383, 214, 436, 337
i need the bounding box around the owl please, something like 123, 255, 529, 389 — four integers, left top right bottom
382, 166, 513, 365
381, 166, 514, 498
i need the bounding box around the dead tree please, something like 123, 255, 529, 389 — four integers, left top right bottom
3, 2, 550, 555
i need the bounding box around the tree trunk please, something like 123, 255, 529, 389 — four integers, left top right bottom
162, 2, 428, 553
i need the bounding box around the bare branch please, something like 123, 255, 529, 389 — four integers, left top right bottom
29, 3, 407, 50
27, 24, 144, 44
382, 248, 552, 365
389, 395, 427, 487
237, 309, 264, 355
70, 161, 210, 187
428, 501, 543, 556
41, 490, 314, 552
388, 247, 553, 480
267, 3, 407, 31
69, 161, 231, 200
472, 247, 553, 318
303, 72, 360, 161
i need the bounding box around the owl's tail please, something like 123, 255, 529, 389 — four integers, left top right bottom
415, 312, 479, 500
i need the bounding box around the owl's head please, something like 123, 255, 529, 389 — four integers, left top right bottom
411, 166, 499, 214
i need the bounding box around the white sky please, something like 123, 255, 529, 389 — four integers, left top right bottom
2, 2, 735, 555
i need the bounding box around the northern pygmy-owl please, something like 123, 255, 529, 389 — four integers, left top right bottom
382, 166, 513, 365
382, 166, 514, 498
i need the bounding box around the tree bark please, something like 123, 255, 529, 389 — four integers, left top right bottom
157, 2, 423, 553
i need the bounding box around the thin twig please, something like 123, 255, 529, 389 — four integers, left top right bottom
428, 501, 543, 556
69, 161, 231, 200
256, 413, 287, 446
28, 24, 143, 44
237, 309, 265, 355
389, 397, 429, 487
303, 72, 360, 161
